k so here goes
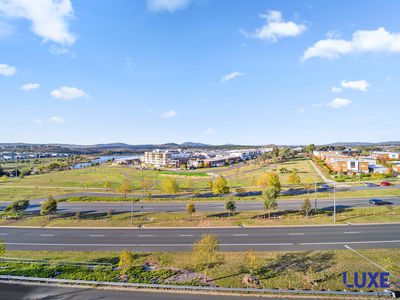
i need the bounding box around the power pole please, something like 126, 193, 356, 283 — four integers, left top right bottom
333, 185, 336, 223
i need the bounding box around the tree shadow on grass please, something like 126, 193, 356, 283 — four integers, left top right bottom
258, 251, 334, 280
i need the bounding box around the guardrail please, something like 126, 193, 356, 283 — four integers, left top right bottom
0, 275, 396, 298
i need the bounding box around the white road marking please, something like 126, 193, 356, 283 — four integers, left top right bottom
89, 234, 104, 237
137, 234, 153, 237
233, 234, 249, 236
40, 234, 54, 237
179, 234, 194, 237
289, 233, 305, 236
4, 242, 295, 247
0, 233, 8, 236
299, 240, 400, 245
343, 231, 360, 234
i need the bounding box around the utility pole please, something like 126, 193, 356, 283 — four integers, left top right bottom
314, 173, 317, 211
130, 194, 134, 225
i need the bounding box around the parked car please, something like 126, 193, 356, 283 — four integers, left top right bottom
364, 182, 378, 187
380, 181, 392, 186
369, 199, 389, 205
320, 184, 333, 190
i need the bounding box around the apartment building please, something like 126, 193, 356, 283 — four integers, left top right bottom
144, 150, 169, 167
371, 151, 400, 160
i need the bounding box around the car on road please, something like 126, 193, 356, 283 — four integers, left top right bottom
380, 181, 392, 186
320, 184, 333, 190
364, 182, 378, 187
369, 198, 389, 205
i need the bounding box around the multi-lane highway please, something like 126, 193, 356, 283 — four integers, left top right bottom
1, 224, 399, 252
1, 196, 399, 215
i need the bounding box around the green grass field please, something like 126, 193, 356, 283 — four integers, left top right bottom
0, 158, 321, 201
2, 249, 399, 291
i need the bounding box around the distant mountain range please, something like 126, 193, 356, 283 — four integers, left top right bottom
0, 141, 399, 150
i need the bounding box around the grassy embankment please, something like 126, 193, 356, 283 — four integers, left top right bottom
1, 249, 399, 291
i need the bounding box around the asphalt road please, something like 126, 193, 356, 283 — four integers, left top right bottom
1, 196, 399, 215
0, 282, 296, 300
1, 224, 399, 252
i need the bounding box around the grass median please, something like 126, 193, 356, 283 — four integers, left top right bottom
1, 206, 399, 227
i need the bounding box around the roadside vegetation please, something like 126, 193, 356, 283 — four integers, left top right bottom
1, 243, 399, 291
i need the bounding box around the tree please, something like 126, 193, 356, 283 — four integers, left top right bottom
192, 234, 222, 271
118, 249, 134, 275
103, 181, 111, 191
244, 250, 260, 274
257, 172, 281, 194
212, 175, 229, 194
161, 177, 179, 194
263, 188, 278, 219
186, 202, 196, 215
288, 171, 301, 186
305, 144, 316, 155
302, 198, 312, 218
4, 200, 29, 214
225, 200, 236, 217
119, 179, 133, 198
40, 195, 57, 216
0, 240, 4, 257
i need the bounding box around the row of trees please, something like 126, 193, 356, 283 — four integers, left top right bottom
2, 196, 57, 218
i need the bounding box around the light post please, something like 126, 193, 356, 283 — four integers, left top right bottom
314, 173, 317, 211
130, 195, 134, 225
333, 185, 336, 223
344, 245, 399, 279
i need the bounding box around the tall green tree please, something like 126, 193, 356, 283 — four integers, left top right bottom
225, 200, 236, 217
212, 175, 229, 194
263, 188, 278, 218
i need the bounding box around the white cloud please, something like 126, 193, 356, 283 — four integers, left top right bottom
50, 86, 89, 100
0, 0, 76, 45
33, 118, 43, 125
161, 110, 177, 118
312, 103, 324, 108
327, 97, 351, 108
221, 71, 243, 83
331, 86, 342, 93
303, 27, 400, 60
385, 76, 394, 81
244, 10, 307, 42
21, 83, 40, 90
147, 0, 191, 12
0, 63, 16, 76
48, 116, 65, 124
296, 108, 306, 114
203, 128, 216, 135
341, 80, 369, 91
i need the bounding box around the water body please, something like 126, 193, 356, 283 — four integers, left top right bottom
72, 155, 143, 169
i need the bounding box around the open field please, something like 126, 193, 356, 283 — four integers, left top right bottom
0, 158, 322, 201
1, 206, 399, 227
1, 249, 399, 291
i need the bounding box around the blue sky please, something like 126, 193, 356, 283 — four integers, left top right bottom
0, 0, 399, 145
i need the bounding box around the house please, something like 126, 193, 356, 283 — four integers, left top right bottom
371, 151, 400, 160
144, 150, 170, 167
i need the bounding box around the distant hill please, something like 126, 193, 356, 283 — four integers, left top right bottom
327, 141, 400, 146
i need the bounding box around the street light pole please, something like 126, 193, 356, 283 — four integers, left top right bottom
333, 185, 336, 223
344, 245, 399, 279
314, 173, 317, 211
130, 196, 133, 225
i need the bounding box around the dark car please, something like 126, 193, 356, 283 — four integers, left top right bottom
380, 181, 392, 186
364, 182, 378, 187
369, 199, 388, 205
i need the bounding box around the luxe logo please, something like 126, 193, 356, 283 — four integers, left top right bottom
342, 272, 390, 288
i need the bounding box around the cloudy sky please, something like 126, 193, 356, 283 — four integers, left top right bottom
0, 0, 399, 145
